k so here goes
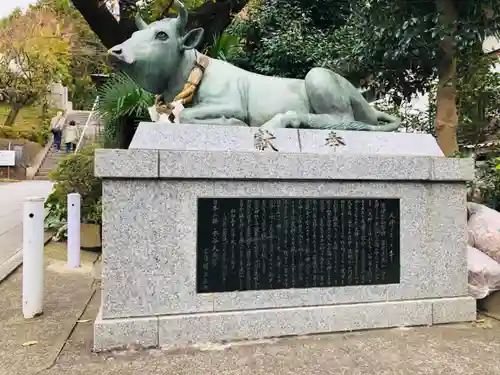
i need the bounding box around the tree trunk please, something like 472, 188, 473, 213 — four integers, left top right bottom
435, 60, 458, 155
113, 115, 138, 149
71, 0, 129, 49
41, 102, 49, 118
435, 0, 458, 156
4, 103, 22, 126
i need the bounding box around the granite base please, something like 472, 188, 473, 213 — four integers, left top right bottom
93, 124, 476, 352
93, 297, 476, 351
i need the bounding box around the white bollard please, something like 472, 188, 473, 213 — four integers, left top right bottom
23, 197, 45, 319
67, 193, 81, 268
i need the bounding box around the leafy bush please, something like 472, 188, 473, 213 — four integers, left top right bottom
44, 144, 102, 237
0, 106, 55, 145
0, 123, 50, 145
228, 0, 350, 79
456, 55, 500, 147
467, 149, 500, 211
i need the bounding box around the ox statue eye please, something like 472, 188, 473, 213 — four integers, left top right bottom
155, 31, 169, 41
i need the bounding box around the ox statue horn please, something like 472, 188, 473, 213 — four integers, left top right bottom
135, 12, 148, 30
172, 0, 188, 31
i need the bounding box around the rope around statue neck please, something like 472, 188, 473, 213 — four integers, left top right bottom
155, 52, 210, 120
174, 52, 210, 104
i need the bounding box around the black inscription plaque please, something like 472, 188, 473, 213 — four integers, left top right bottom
196, 198, 400, 293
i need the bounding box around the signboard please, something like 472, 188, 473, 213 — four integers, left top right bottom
0, 150, 16, 166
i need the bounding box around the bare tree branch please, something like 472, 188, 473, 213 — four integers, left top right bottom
70, 0, 134, 49
71, 0, 249, 49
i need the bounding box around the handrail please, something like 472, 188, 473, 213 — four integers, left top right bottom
75, 95, 100, 153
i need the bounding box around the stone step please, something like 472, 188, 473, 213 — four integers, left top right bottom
43, 161, 65, 166
33, 175, 49, 180
42, 154, 66, 162
37, 168, 55, 175
41, 158, 62, 165
38, 166, 55, 172
66, 112, 91, 125
34, 144, 82, 178
45, 153, 66, 158
35, 160, 62, 176
44, 155, 65, 161
37, 170, 56, 176
42, 160, 63, 165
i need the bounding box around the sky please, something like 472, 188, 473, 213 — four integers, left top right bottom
0, 0, 35, 18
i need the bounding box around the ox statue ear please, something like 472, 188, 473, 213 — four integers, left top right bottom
180, 28, 204, 50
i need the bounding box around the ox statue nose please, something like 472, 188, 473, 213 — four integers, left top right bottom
108, 47, 123, 57
108, 46, 134, 64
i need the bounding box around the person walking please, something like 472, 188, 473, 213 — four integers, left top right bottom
50, 111, 64, 152
64, 120, 80, 153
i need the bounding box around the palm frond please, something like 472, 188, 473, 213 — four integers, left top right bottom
97, 72, 153, 122
96, 72, 154, 145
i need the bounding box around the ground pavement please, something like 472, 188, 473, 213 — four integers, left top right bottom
0, 242, 99, 375
2, 242, 500, 375
0, 180, 53, 281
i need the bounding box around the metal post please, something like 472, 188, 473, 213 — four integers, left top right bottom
75, 95, 99, 153
67, 193, 81, 268
23, 197, 45, 319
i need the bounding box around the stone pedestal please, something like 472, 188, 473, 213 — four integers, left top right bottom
93, 123, 476, 351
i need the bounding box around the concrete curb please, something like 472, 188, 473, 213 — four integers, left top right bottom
0, 232, 54, 283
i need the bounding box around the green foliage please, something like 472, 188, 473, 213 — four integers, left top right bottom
232, 0, 500, 100
140, 0, 208, 23
44, 193, 67, 233
330, 5, 439, 99
203, 32, 244, 61
96, 72, 154, 147
330, 1, 500, 101
469, 151, 500, 211
229, 0, 349, 79
45, 145, 102, 236
0, 7, 71, 123
33, 0, 108, 110
456, 54, 500, 146
0, 105, 55, 144
0, 124, 50, 145
70, 76, 98, 110
0, 7, 23, 27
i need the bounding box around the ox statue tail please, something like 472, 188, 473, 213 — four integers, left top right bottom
373, 110, 401, 131
334, 111, 401, 132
